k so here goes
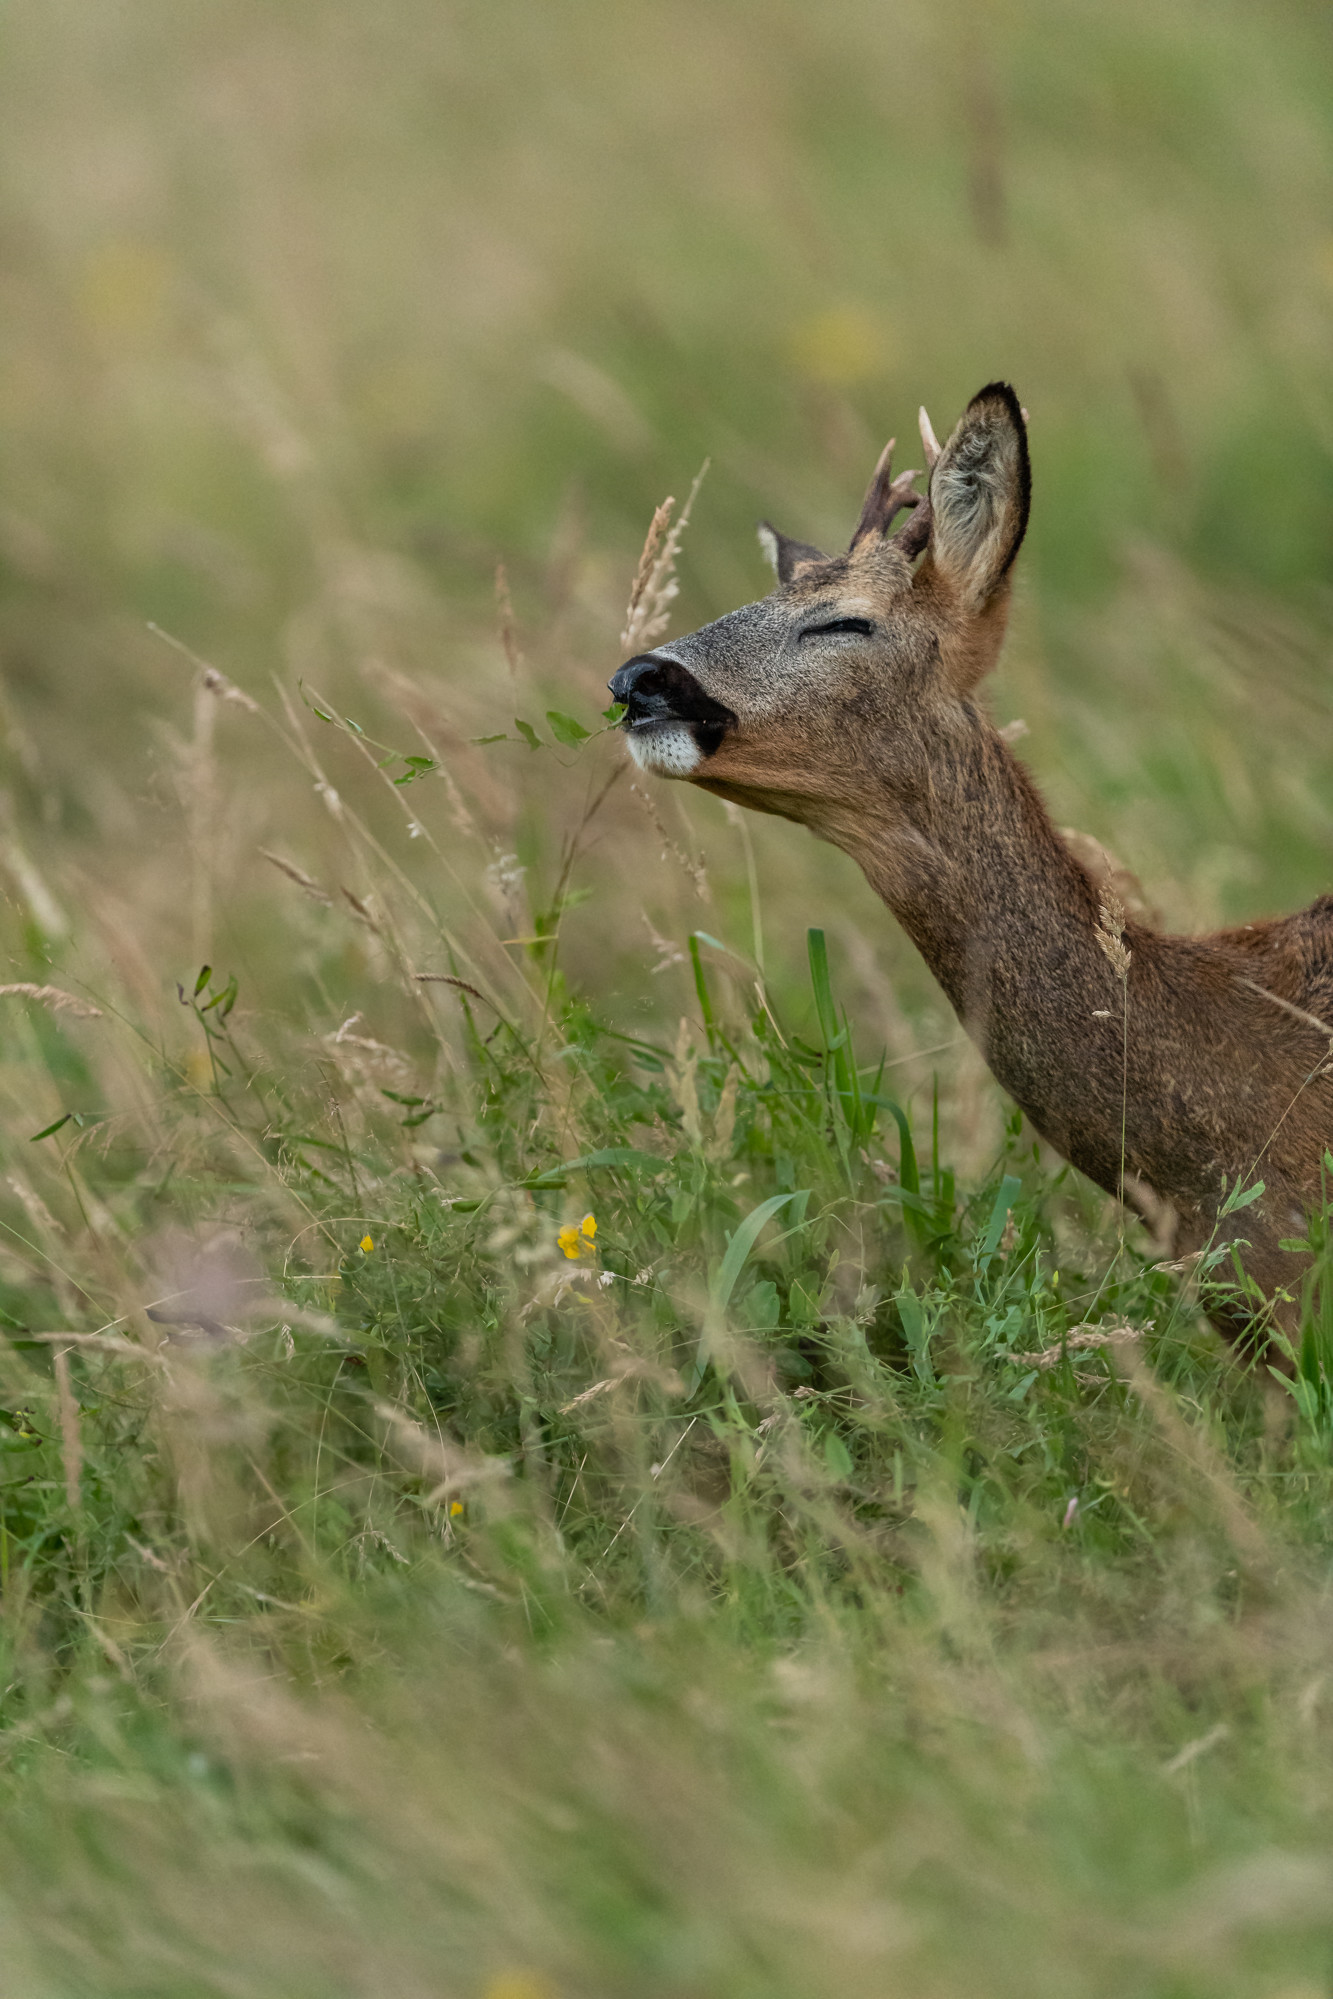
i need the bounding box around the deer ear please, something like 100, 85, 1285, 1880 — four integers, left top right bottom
926, 383, 1030, 610
757, 521, 826, 584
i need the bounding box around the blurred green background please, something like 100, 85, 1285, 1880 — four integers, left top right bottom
2, 0, 1332, 1064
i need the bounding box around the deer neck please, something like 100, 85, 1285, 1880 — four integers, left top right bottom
818, 709, 1130, 1187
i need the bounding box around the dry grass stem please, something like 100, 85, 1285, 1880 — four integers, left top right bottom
1237, 975, 1333, 1049
0, 985, 101, 1018
52, 1347, 83, 1509
495, 561, 523, 679
620, 460, 709, 656
1015, 1323, 1143, 1369
629, 782, 710, 900
259, 851, 333, 905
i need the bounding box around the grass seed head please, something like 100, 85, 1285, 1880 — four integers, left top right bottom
1096, 886, 1132, 979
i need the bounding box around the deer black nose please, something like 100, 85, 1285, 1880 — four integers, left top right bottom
608, 654, 737, 736
608, 653, 676, 724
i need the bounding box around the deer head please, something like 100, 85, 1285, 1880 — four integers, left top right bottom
609, 382, 1030, 848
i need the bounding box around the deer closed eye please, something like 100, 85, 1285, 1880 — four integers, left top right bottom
801, 617, 875, 640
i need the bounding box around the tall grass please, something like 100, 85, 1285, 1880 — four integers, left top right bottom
0, 662, 1329, 1993
0, 0, 1332, 1990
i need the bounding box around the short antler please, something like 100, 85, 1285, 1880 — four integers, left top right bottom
878, 407, 942, 560
890, 495, 932, 560
848, 438, 924, 551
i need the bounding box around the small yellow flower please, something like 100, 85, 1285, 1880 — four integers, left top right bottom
449, 1499, 464, 1518
360, 1235, 375, 1253
557, 1213, 597, 1260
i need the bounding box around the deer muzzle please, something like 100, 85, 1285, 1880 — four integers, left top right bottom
609, 653, 737, 775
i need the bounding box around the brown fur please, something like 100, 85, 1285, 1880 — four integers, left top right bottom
610, 384, 1333, 1350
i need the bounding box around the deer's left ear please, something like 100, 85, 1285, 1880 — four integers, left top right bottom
926, 383, 1030, 611
757, 521, 826, 585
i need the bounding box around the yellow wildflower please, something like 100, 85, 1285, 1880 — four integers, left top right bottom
449, 1499, 464, 1518
360, 1235, 375, 1253
557, 1213, 597, 1260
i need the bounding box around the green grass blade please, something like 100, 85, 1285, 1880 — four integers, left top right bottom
806, 928, 838, 1050
689, 933, 716, 1046
711, 1191, 808, 1311
882, 1100, 920, 1199
979, 1175, 1023, 1260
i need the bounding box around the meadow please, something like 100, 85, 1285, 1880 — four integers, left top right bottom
0, 0, 1332, 1991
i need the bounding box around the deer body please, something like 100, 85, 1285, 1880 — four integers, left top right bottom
611, 384, 1333, 1346
830, 699, 1333, 1328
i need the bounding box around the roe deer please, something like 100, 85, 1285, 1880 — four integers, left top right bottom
610, 383, 1333, 1352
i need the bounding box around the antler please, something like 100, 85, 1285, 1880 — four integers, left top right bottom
891, 497, 932, 560
848, 438, 924, 551
878, 407, 942, 561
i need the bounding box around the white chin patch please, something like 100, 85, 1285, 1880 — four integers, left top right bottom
625, 722, 702, 777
